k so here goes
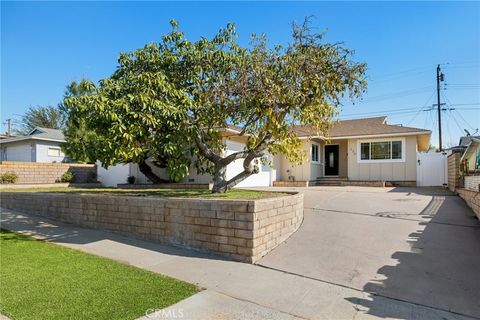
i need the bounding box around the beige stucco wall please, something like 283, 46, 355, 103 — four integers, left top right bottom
338, 140, 348, 177
347, 135, 417, 181
279, 140, 312, 181
278, 138, 348, 180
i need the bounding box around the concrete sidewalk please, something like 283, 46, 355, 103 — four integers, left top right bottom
1, 209, 476, 320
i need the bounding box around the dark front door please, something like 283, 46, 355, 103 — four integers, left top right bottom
324, 145, 339, 176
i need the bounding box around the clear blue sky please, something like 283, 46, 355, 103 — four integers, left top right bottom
2, 1, 479, 147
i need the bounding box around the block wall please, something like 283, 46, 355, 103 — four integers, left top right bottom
0, 192, 303, 263
0, 161, 96, 184
464, 176, 480, 192
457, 188, 480, 220
448, 153, 461, 192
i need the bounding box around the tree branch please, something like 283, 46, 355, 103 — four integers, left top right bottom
194, 131, 222, 164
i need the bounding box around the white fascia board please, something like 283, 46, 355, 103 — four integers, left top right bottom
0, 136, 32, 144
31, 137, 66, 143
0, 136, 65, 144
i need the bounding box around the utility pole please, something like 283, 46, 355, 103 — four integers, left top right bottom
436, 64, 445, 151
5, 119, 12, 136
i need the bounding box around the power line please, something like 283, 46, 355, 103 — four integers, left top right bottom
445, 83, 480, 86
373, 66, 433, 79
443, 92, 478, 134
444, 87, 480, 91
361, 86, 434, 102
339, 104, 477, 119
454, 109, 477, 132
451, 103, 480, 106
449, 109, 465, 133
404, 90, 436, 126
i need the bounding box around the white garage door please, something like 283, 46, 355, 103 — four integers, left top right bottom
226, 140, 273, 187
416, 152, 448, 187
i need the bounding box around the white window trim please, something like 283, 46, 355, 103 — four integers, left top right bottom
311, 143, 320, 164
357, 137, 406, 163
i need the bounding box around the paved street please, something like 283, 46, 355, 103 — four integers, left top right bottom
2, 186, 479, 319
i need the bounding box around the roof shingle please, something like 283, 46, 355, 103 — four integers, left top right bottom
293, 116, 430, 138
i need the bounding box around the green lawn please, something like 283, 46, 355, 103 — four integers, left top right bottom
1, 187, 287, 200
0, 230, 197, 320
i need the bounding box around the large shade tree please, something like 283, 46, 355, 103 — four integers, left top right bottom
64, 19, 367, 192
61, 79, 99, 163
17, 105, 66, 134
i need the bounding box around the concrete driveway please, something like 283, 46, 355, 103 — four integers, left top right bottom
257, 186, 480, 319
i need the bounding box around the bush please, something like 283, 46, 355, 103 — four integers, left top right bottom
127, 175, 136, 184
0, 173, 18, 184
60, 172, 75, 183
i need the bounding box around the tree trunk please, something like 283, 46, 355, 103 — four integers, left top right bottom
211, 158, 259, 193
212, 164, 227, 192
195, 130, 272, 193
138, 160, 169, 184
212, 169, 256, 193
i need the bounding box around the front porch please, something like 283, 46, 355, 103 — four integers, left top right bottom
309, 177, 385, 187
310, 139, 349, 180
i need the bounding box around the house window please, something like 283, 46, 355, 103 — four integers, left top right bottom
311, 144, 319, 163
392, 141, 402, 159
358, 139, 404, 162
47, 147, 64, 157
371, 141, 391, 160
360, 143, 370, 160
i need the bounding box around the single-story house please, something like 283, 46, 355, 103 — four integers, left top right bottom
0, 127, 66, 163
460, 137, 480, 173
98, 116, 431, 187
447, 135, 480, 154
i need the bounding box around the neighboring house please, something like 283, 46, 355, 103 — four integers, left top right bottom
447, 135, 480, 154
0, 134, 12, 140
461, 137, 480, 173
0, 127, 66, 163
98, 116, 431, 187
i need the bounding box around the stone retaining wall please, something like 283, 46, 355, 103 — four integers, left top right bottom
273, 181, 309, 187
0, 161, 96, 184
464, 176, 480, 192
118, 183, 212, 190
0, 192, 303, 263
448, 153, 461, 192
0, 183, 102, 189
457, 188, 480, 219
349, 180, 386, 187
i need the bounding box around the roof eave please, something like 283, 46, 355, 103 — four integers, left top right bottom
327, 131, 431, 140
0, 136, 65, 144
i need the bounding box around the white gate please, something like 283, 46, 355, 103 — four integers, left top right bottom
416, 151, 449, 187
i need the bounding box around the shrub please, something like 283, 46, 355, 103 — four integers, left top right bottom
0, 173, 18, 184
127, 175, 136, 184
60, 172, 75, 183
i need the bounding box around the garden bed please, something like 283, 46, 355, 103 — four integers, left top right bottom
0, 187, 286, 200
118, 182, 213, 190
1, 189, 304, 262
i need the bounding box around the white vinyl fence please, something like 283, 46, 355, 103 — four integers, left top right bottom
416, 151, 449, 187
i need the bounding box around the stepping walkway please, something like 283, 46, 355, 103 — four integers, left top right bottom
1, 209, 476, 320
